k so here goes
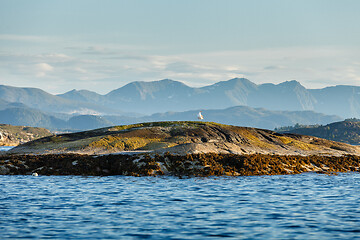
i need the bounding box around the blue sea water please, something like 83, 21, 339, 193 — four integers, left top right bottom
1, 173, 360, 239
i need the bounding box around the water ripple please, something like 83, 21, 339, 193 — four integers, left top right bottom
1, 173, 360, 239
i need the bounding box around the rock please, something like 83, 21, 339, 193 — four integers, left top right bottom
0, 165, 10, 175
8, 121, 360, 156
0, 152, 360, 176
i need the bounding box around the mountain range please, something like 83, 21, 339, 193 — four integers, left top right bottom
1, 78, 359, 118
0, 78, 359, 130
58, 78, 360, 118
0, 105, 340, 131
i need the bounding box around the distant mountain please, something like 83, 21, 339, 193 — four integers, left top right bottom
284, 119, 360, 145
102, 78, 262, 113
0, 85, 75, 113
0, 85, 119, 115
0, 104, 341, 131
59, 78, 360, 118
100, 78, 319, 114
0, 107, 67, 129
105, 79, 197, 113
0, 98, 28, 110
310, 85, 360, 118
57, 89, 106, 105
68, 115, 113, 130
249, 80, 316, 111
57, 78, 319, 114
0, 107, 114, 131
3, 78, 360, 118
142, 106, 341, 130
102, 106, 340, 130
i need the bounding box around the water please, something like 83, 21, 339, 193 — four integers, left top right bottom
0, 146, 14, 151
1, 173, 360, 239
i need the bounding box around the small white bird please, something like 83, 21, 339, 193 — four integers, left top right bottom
32, 172, 38, 176
197, 111, 204, 120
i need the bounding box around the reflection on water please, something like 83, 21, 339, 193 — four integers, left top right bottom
1, 173, 360, 239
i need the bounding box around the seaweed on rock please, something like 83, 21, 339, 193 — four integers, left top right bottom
1, 153, 360, 177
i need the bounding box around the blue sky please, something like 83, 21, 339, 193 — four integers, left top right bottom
1, 0, 360, 93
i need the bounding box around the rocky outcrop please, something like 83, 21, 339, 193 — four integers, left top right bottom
1, 153, 360, 176
3, 121, 360, 176
9, 121, 360, 156
286, 119, 360, 145
0, 131, 15, 146
0, 124, 52, 146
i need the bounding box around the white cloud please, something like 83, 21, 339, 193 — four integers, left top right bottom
34, 63, 54, 77
35, 63, 54, 72
1, 45, 360, 93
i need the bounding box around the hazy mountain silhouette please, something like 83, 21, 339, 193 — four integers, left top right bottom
142, 106, 341, 130
0, 85, 121, 115
0, 105, 340, 131
2, 78, 360, 119
60, 78, 358, 117
248, 80, 316, 111
104, 106, 340, 130
0, 98, 28, 110
68, 115, 113, 130
309, 85, 360, 118
0, 107, 67, 129
57, 89, 107, 106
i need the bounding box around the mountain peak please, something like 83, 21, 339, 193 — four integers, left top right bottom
209, 78, 257, 88
68, 89, 78, 93
226, 77, 254, 84
278, 80, 303, 87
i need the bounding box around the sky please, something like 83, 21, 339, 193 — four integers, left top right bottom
1, 0, 360, 94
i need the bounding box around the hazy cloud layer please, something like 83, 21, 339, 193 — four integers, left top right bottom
0, 42, 360, 94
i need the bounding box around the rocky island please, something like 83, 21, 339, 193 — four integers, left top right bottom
0, 124, 52, 146
1, 121, 360, 176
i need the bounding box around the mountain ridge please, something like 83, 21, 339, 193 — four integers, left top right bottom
0, 104, 340, 131
56, 78, 360, 117
2, 78, 360, 118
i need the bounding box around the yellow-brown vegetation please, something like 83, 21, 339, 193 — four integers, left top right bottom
2, 153, 359, 177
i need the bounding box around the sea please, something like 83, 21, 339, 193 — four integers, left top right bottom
1, 173, 360, 239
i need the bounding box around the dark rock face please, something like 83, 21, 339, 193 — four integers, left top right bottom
1, 153, 360, 177
287, 120, 360, 145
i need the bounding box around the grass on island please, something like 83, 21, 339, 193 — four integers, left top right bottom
12, 121, 355, 155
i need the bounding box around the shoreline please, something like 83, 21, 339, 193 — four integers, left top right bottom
1, 153, 360, 177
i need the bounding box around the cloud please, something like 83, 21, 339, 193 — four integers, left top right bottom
1, 45, 360, 93
34, 63, 54, 77
36, 63, 54, 72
